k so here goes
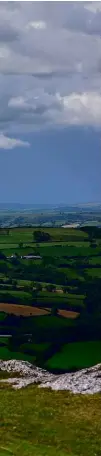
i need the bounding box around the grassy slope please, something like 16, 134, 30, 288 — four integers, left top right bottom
0, 384, 101, 456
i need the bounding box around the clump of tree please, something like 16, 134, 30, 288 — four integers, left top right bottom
12, 279, 17, 289
19, 241, 23, 249
0, 251, 6, 260
36, 282, 42, 292
51, 306, 58, 316
85, 279, 101, 315
62, 286, 69, 294
31, 282, 42, 293
33, 230, 51, 243
90, 240, 97, 249
6, 228, 10, 236
46, 284, 56, 293
42, 256, 56, 268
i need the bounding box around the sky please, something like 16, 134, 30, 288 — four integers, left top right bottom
0, 1, 101, 205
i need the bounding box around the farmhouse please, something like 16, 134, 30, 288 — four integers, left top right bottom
22, 254, 42, 260
7, 254, 42, 260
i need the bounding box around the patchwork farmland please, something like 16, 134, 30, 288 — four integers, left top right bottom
0, 225, 101, 372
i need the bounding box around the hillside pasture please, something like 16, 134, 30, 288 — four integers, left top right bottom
0, 384, 101, 456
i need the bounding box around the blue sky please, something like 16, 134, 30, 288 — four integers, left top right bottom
0, 1, 101, 204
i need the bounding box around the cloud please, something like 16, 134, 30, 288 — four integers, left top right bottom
84, 3, 101, 14
8, 96, 28, 109
27, 21, 46, 30
0, 23, 19, 43
0, 133, 30, 149
58, 91, 101, 126
63, 3, 101, 37
2, 89, 101, 133
0, 2, 101, 134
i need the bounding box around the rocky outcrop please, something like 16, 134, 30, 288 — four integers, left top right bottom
0, 360, 101, 394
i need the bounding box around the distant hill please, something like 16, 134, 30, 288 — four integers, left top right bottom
0, 202, 101, 213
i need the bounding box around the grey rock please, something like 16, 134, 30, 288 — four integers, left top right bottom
0, 360, 101, 394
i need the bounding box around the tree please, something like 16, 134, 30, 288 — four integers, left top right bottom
46, 284, 56, 293
33, 230, 51, 243
51, 306, 58, 316
85, 283, 101, 315
0, 251, 6, 260
6, 228, 10, 236
36, 282, 42, 292
12, 279, 17, 289
8, 277, 13, 285
90, 240, 97, 249
42, 256, 56, 268
62, 286, 69, 294
24, 284, 29, 292
31, 289, 38, 303
36, 243, 40, 249
19, 241, 23, 249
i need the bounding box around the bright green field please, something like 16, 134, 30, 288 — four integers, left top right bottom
0, 226, 88, 241
0, 242, 92, 259
45, 341, 101, 371
0, 384, 101, 456
0, 346, 35, 363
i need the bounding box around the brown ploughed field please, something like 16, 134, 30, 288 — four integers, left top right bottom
58, 309, 79, 319
0, 303, 50, 316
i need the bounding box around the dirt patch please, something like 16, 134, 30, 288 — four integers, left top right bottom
0, 303, 50, 317
58, 309, 79, 319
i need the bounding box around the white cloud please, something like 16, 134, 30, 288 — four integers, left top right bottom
58, 91, 101, 126
27, 21, 46, 30
0, 134, 30, 149
2, 89, 101, 134
8, 96, 28, 109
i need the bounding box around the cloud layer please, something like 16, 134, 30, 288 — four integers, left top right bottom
0, 1, 101, 140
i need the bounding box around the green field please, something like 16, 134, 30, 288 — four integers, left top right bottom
0, 346, 35, 363
45, 341, 101, 371
86, 268, 101, 278
0, 226, 101, 373
89, 256, 101, 265
0, 383, 101, 456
